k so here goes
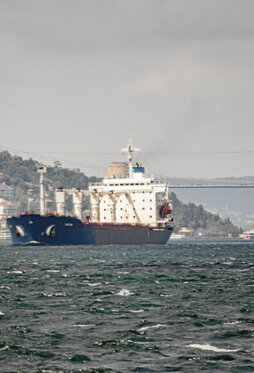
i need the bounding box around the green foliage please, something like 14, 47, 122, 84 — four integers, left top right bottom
0, 151, 241, 237
46, 166, 89, 190
0, 151, 94, 191
170, 192, 241, 237
0, 152, 40, 189
0, 151, 99, 214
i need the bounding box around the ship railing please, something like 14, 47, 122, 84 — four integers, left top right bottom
89, 180, 166, 188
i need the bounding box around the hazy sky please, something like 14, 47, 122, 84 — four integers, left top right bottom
1, 0, 254, 177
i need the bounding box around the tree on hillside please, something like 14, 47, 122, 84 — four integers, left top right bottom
170, 192, 241, 237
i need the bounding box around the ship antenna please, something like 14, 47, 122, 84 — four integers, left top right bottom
121, 138, 141, 178
37, 166, 47, 215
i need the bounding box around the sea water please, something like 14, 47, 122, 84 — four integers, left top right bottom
0, 242, 253, 372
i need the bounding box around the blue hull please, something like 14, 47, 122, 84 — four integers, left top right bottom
7, 214, 173, 246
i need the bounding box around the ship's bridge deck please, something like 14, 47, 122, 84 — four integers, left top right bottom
89, 178, 162, 188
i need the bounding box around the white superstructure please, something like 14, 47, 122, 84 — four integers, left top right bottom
52, 140, 173, 227
89, 140, 172, 227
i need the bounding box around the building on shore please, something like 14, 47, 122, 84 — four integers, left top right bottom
0, 183, 14, 199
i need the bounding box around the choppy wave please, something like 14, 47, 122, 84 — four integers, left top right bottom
188, 343, 238, 352
116, 288, 133, 296
0, 242, 254, 372
137, 324, 166, 333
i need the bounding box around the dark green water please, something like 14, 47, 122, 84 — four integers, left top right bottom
0, 242, 254, 372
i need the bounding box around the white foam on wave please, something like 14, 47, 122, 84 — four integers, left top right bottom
223, 321, 241, 326
117, 271, 130, 275
0, 285, 11, 290
7, 270, 23, 274
0, 345, 9, 351
43, 292, 66, 297
88, 282, 102, 287
188, 343, 238, 353
0, 311, 4, 316
46, 269, 60, 273
138, 324, 166, 333
72, 324, 95, 328
129, 309, 144, 313
116, 289, 133, 296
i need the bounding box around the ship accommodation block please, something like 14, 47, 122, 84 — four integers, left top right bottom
89, 178, 169, 226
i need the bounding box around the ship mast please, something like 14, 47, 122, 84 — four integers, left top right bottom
121, 138, 141, 178
38, 166, 47, 216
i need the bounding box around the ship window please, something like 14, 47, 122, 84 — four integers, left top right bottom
143, 199, 145, 202
133, 216, 136, 218
149, 215, 152, 218
142, 207, 145, 210
130, 183, 134, 185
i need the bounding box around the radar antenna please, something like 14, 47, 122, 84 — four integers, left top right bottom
121, 138, 141, 178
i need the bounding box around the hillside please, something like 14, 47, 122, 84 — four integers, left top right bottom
0, 151, 97, 190
167, 177, 254, 229
0, 151, 99, 212
170, 192, 241, 238
0, 151, 242, 237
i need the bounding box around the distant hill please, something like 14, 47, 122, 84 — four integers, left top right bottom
0, 151, 98, 191
0, 151, 99, 212
170, 192, 241, 238
0, 151, 242, 237
167, 177, 254, 229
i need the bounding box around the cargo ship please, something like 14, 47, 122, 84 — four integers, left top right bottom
7, 141, 173, 245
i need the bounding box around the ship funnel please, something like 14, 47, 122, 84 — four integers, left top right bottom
133, 163, 145, 179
